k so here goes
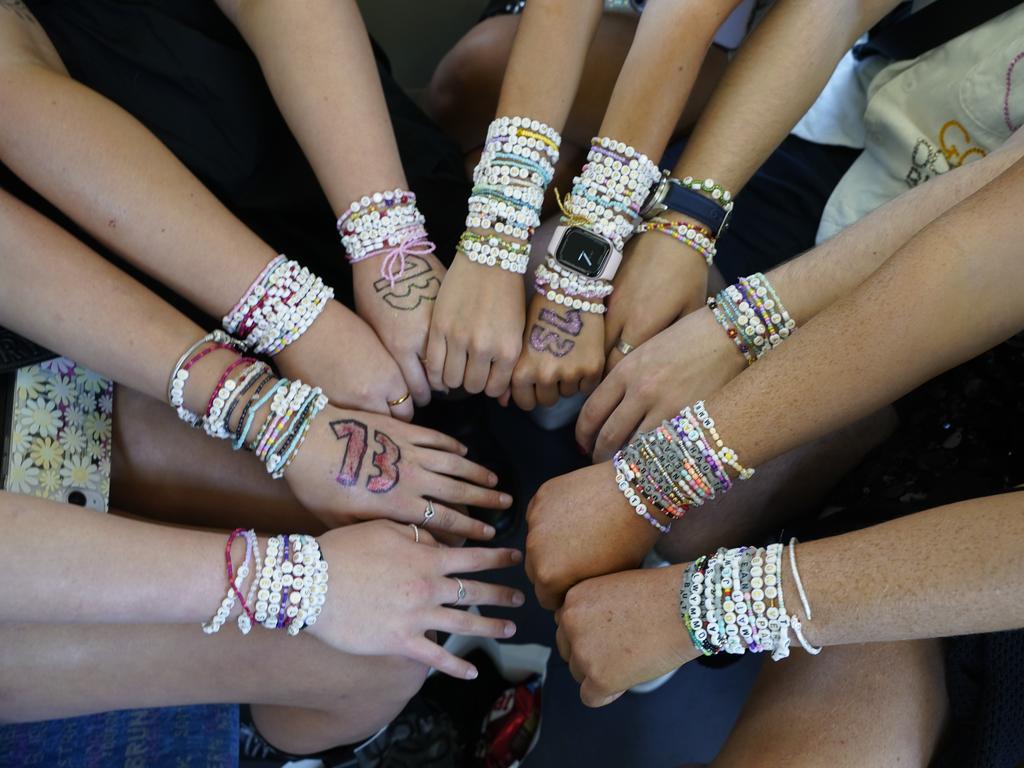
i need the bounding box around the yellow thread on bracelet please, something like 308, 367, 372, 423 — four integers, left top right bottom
554, 188, 593, 228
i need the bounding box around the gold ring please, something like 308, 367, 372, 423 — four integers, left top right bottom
388, 392, 411, 407
615, 339, 636, 356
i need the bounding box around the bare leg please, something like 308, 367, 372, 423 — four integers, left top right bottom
712, 640, 947, 766
658, 407, 899, 563
110, 385, 324, 533
0, 622, 427, 754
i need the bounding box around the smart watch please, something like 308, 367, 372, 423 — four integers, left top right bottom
547, 225, 623, 281
639, 175, 731, 238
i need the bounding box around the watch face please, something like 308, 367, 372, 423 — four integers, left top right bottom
555, 227, 611, 278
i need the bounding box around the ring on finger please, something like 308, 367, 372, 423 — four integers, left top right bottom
421, 499, 436, 527
408, 523, 420, 544
388, 392, 411, 407
450, 577, 467, 606
615, 338, 636, 356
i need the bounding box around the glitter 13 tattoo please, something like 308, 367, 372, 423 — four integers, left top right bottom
374, 255, 441, 311
330, 419, 401, 494
529, 308, 583, 358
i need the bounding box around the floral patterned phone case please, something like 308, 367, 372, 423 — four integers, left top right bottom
1, 357, 114, 511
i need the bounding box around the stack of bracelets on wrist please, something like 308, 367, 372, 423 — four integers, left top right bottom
223, 255, 334, 356
168, 333, 328, 478
707, 272, 796, 365
461, 115, 561, 274
680, 538, 821, 661
612, 399, 753, 534
636, 176, 733, 266
542, 136, 662, 310
336, 189, 436, 287
203, 528, 329, 637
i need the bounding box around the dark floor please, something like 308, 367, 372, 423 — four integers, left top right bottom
463, 398, 760, 768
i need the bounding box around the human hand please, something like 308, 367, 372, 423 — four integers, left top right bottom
603, 228, 709, 373
577, 306, 745, 462
525, 463, 660, 610
509, 293, 605, 410
275, 299, 414, 421
555, 565, 699, 706
287, 405, 512, 543
425, 253, 525, 396
353, 253, 446, 409
311, 520, 525, 679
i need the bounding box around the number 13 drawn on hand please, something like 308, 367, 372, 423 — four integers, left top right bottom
331, 419, 401, 494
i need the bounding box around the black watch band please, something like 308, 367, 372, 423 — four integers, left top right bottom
660, 182, 729, 237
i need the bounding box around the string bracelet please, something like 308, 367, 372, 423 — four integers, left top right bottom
336, 189, 436, 287
224, 256, 334, 356
167, 331, 245, 428
202, 527, 254, 635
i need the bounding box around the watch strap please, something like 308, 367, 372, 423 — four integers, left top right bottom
662, 182, 729, 238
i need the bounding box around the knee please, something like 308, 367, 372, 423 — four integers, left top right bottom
427, 19, 514, 133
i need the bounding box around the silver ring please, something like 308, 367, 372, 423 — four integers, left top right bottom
453, 577, 466, 606
615, 338, 636, 356
421, 500, 436, 527
408, 524, 420, 543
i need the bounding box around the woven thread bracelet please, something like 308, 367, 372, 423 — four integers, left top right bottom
336, 189, 436, 287
224, 255, 334, 356
612, 399, 753, 534
709, 272, 795, 363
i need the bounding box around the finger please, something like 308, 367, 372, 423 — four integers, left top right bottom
421, 501, 495, 541
424, 329, 448, 393
398, 353, 432, 410
427, 607, 517, 640
534, 583, 566, 612
603, 309, 624, 356
558, 376, 581, 399
535, 380, 560, 408
604, 348, 625, 375
440, 546, 522, 575
434, 476, 512, 510
580, 679, 623, 708
418, 447, 498, 487
434, 578, 525, 608
576, 376, 626, 452
462, 350, 493, 395
579, 370, 602, 397
512, 378, 537, 411
568, 652, 586, 683
406, 636, 480, 680
406, 424, 468, 455
442, 344, 468, 391
484, 354, 517, 399
555, 624, 571, 662
593, 398, 646, 463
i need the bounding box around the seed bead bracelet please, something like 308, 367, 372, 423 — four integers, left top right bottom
168, 331, 245, 428
336, 189, 436, 287
680, 176, 735, 211
636, 217, 717, 266
203, 527, 254, 635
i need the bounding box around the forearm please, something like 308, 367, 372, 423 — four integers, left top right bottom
673, 0, 896, 191
1, 490, 228, 624
219, 0, 406, 217
709, 155, 1024, 466
0, 61, 275, 318
496, 0, 604, 129
768, 132, 1024, 325
599, 0, 740, 156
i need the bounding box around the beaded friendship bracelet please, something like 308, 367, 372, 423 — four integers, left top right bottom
203, 529, 329, 638
709, 272, 796, 364
679, 539, 820, 662
612, 399, 753, 534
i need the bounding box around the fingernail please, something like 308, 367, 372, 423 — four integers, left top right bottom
500, 493, 513, 507
466, 667, 479, 680
512, 592, 525, 606
504, 622, 517, 637
460, 444, 469, 455
488, 473, 498, 486
483, 525, 496, 538
510, 550, 523, 563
